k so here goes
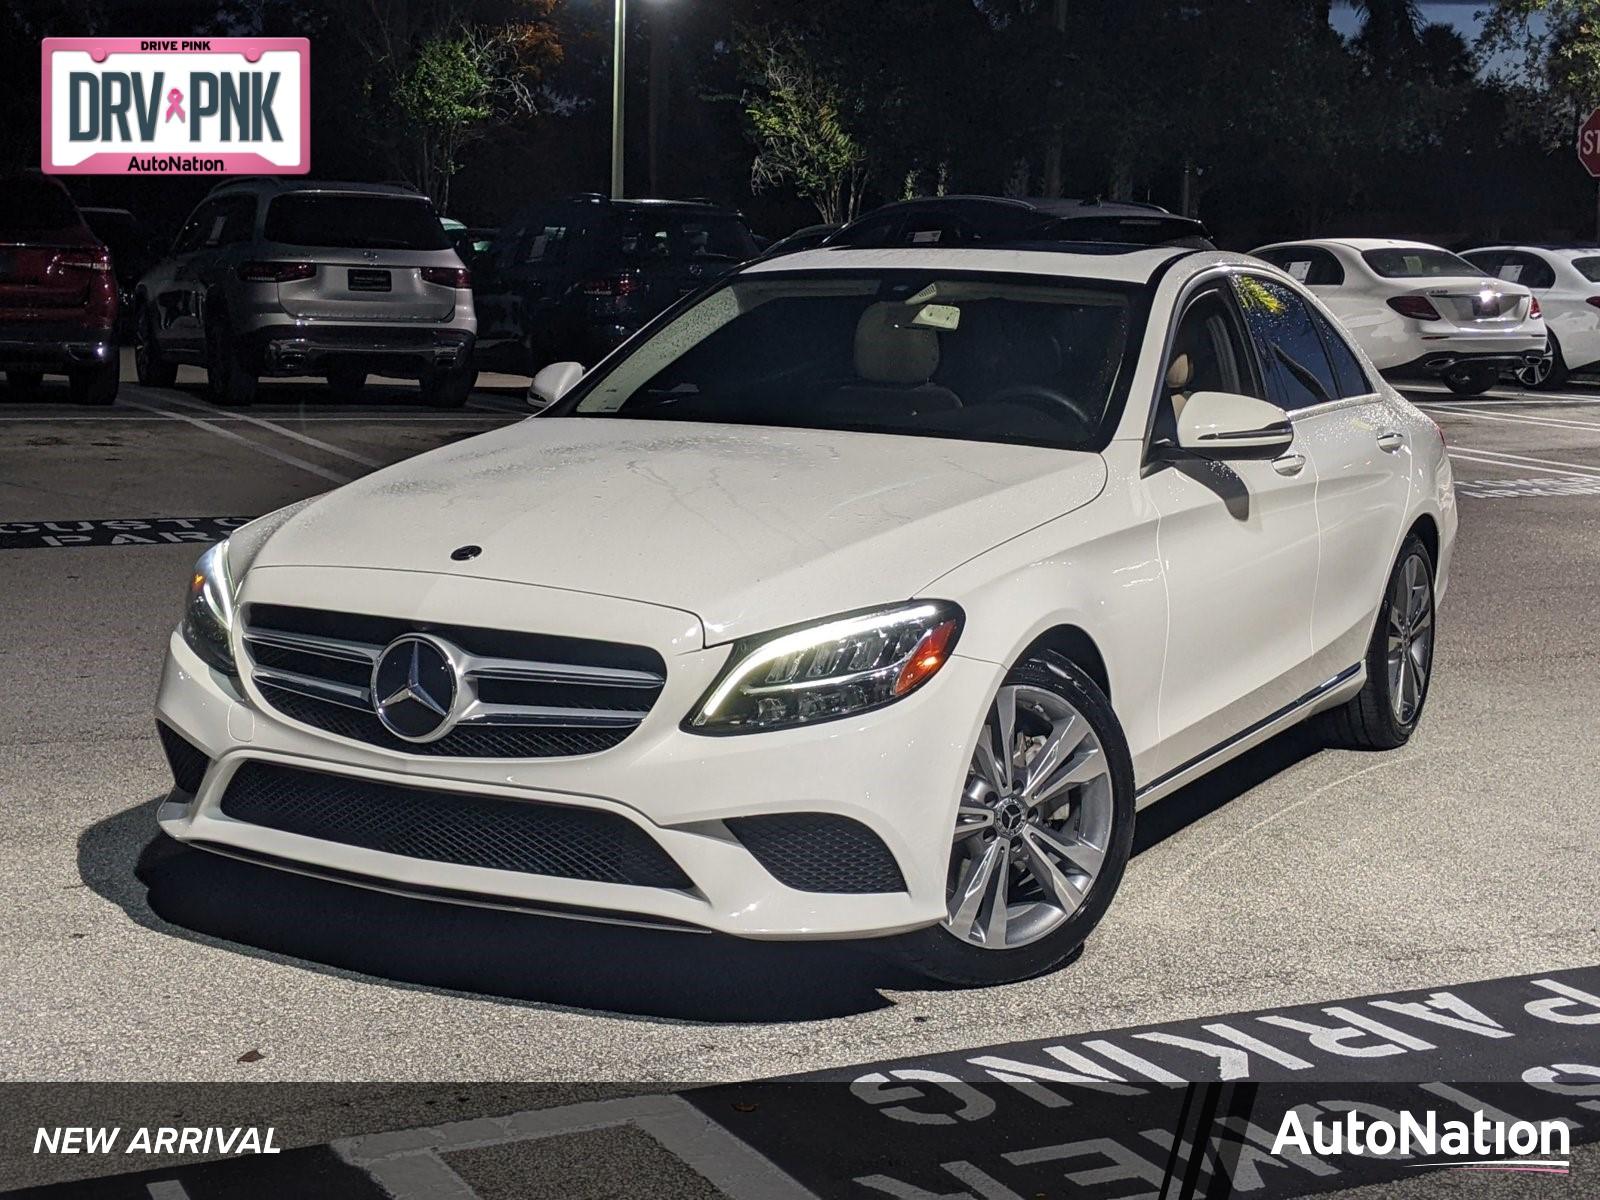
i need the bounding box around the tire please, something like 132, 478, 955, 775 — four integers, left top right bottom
1515, 335, 1568, 391
204, 313, 257, 407
1320, 534, 1436, 751
5, 369, 43, 396
134, 305, 178, 388
68, 359, 119, 406
327, 367, 367, 402
1442, 363, 1497, 396
885, 653, 1136, 986
419, 364, 473, 409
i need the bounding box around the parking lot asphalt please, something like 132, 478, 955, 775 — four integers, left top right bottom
2, 356, 1597, 1122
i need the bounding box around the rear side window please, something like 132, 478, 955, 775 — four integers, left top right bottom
1490, 252, 1556, 289
264, 194, 449, 251
521, 223, 569, 264
0, 177, 80, 233
1362, 247, 1477, 278
1257, 245, 1345, 286
1574, 257, 1600, 283
613, 212, 757, 262
1232, 275, 1338, 410
1308, 307, 1371, 398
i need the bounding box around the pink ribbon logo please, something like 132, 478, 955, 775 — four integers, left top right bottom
164, 87, 185, 123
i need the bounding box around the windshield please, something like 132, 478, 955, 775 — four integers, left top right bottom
559, 270, 1138, 450
264, 194, 450, 251
1362, 247, 1480, 278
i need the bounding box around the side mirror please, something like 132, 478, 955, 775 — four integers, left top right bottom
1174, 391, 1293, 458
529, 360, 584, 409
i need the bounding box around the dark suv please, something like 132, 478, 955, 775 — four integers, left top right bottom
473, 195, 759, 372
826, 196, 1215, 251
135, 180, 476, 406
0, 173, 119, 404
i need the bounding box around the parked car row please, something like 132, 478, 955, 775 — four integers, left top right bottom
0, 175, 1590, 406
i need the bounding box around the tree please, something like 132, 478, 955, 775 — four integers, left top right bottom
739, 27, 868, 223
331, 0, 562, 209
395, 30, 495, 209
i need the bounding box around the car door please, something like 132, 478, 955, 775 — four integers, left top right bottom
1236, 272, 1410, 682
151, 200, 216, 352
1138, 275, 1324, 781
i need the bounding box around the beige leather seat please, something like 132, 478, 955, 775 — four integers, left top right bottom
822, 303, 961, 416
1166, 352, 1194, 419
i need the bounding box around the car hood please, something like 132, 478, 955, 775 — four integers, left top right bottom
249, 418, 1107, 644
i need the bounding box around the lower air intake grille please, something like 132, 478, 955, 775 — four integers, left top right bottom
219, 761, 692, 889
726, 813, 906, 894
157, 722, 210, 794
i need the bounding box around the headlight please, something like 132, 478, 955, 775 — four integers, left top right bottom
181, 540, 236, 674
686, 602, 962, 734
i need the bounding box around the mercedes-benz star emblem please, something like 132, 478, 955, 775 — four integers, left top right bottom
372, 635, 459, 742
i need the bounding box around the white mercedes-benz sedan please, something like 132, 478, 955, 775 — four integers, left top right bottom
1252, 237, 1546, 395
154, 245, 1456, 985
1461, 244, 1600, 389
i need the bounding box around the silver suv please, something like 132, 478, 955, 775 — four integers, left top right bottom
134, 180, 476, 407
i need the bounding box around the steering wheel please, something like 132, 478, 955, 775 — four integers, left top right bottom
982, 384, 1097, 439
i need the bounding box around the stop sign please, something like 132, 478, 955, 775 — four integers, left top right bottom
1580, 108, 1600, 178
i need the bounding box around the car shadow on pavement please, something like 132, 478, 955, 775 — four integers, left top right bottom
1132, 725, 1324, 856
79, 726, 1325, 1023
77, 798, 912, 1024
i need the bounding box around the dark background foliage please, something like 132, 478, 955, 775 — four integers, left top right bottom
1, 0, 1592, 249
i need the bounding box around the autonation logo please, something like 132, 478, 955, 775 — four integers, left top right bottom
1273, 1107, 1571, 1174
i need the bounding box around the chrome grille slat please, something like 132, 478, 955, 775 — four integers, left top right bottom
241, 604, 665, 759
254, 667, 373, 710
456, 701, 651, 729
464, 657, 664, 689
244, 628, 382, 664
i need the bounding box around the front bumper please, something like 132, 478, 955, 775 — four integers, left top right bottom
0, 322, 116, 371
154, 571, 999, 940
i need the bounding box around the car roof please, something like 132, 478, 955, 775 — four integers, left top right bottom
739, 244, 1204, 284
1260, 237, 1451, 254
205, 178, 430, 200
1465, 244, 1600, 257
865, 194, 1184, 220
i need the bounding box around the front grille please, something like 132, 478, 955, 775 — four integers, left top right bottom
220, 761, 692, 889
242, 604, 665, 760
726, 813, 906, 894
157, 722, 210, 794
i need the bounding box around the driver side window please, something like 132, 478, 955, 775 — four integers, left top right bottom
1154, 283, 1260, 444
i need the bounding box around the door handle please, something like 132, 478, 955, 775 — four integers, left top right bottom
1377, 431, 1405, 452
1272, 453, 1307, 476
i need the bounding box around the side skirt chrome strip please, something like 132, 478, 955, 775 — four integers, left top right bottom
1135, 664, 1364, 809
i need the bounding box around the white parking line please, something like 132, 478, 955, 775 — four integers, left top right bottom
1448, 447, 1600, 479
120, 398, 356, 485
334, 1094, 819, 1200
1423, 403, 1600, 434
151, 392, 387, 467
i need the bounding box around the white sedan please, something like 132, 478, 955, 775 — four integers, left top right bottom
1462, 244, 1600, 389
1253, 237, 1546, 394
154, 245, 1456, 985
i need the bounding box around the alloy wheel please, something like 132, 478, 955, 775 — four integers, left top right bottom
1386, 553, 1434, 724
943, 684, 1114, 950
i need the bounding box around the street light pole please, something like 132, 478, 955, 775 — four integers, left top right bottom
611, 0, 627, 200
